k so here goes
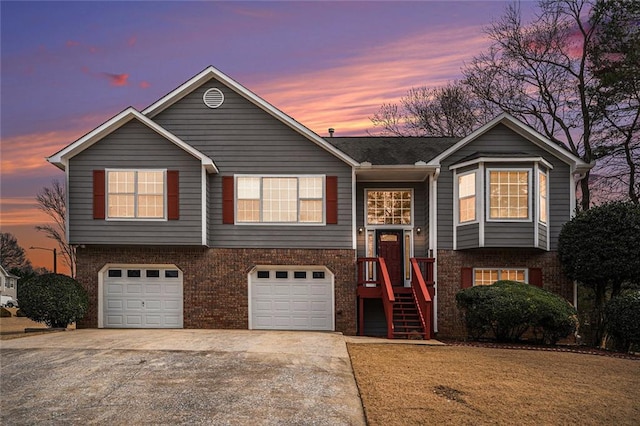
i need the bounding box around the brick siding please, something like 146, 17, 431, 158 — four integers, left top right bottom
436, 248, 573, 338
76, 246, 357, 335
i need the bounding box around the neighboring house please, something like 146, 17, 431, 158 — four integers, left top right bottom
0, 265, 19, 300
47, 66, 591, 338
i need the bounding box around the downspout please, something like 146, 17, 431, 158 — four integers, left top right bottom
430, 167, 440, 333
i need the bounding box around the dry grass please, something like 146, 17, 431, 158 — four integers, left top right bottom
0, 308, 74, 340
348, 343, 640, 426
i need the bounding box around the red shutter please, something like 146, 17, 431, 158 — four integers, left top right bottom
222, 176, 234, 224
167, 170, 179, 220
461, 267, 473, 289
529, 268, 543, 288
93, 170, 105, 220
326, 176, 338, 224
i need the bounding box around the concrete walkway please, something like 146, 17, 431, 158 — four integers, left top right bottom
1, 329, 366, 425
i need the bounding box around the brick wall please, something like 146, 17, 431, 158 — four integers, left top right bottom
435, 248, 572, 338
76, 246, 357, 334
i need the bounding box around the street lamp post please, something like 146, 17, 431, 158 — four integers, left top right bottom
30, 247, 57, 274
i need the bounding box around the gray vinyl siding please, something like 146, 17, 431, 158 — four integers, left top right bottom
538, 223, 548, 250
439, 124, 572, 251
457, 223, 479, 249
355, 181, 428, 257
484, 222, 534, 247
153, 77, 353, 249
68, 120, 203, 245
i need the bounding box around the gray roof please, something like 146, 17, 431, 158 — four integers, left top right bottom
324, 137, 460, 165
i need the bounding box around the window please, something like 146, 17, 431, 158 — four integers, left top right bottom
539, 171, 548, 224
366, 190, 412, 225
257, 271, 270, 279
474, 268, 527, 286
488, 170, 530, 220
458, 172, 476, 223
127, 270, 141, 278
107, 170, 165, 219
146, 270, 160, 278
275, 271, 288, 279
108, 269, 122, 278
294, 271, 307, 279
165, 270, 179, 278
236, 176, 324, 223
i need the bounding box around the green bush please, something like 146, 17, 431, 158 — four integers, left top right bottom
0, 307, 12, 317
456, 280, 577, 344
17, 273, 88, 328
605, 290, 640, 352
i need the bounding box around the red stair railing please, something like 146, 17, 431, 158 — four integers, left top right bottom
410, 257, 435, 339
357, 257, 395, 338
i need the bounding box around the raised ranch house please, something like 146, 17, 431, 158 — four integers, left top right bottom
48, 66, 591, 338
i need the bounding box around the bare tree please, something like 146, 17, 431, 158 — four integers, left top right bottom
588, 0, 640, 203
463, 0, 608, 210
35, 180, 76, 277
0, 232, 32, 271
371, 81, 498, 137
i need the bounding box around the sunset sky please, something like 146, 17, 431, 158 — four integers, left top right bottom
0, 1, 537, 273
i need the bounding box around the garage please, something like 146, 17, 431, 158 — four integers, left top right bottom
249, 267, 334, 331
101, 266, 183, 328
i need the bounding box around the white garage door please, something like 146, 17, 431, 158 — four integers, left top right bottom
249, 267, 334, 331
103, 266, 183, 328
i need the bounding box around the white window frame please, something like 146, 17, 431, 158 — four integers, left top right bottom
485, 167, 532, 222
234, 175, 326, 226
365, 188, 414, 227
455, 170, 478, 225
106, 169, 167, 221
473, 268, 529, 286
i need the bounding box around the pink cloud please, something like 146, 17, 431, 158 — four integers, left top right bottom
128, 36, 137, 46
139, 80, 150, 89
89, 46, 98, 53
102, 72, 129, 86
66, 40, 80, 47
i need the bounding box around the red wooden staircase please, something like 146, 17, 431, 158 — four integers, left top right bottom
392, 290, 426, 339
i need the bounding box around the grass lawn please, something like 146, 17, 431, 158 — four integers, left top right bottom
348, 343, 639, 425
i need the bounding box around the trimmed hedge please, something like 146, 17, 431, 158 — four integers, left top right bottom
17, 273, 88, 328
605, 290, 640, 352
456, 280, 577, 344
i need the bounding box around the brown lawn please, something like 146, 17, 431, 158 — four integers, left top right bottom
0, 308, 74, 340
348, 343, 640, 426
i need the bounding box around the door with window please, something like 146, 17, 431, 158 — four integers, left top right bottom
377, 231, 403, 286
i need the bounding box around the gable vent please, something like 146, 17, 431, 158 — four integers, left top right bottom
203, 88, 224, 108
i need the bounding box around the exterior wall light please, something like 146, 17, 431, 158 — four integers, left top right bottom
358, 227, 364, 234
416, 227, 422, 235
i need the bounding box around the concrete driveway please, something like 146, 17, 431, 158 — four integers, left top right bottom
0, 329, 366, 425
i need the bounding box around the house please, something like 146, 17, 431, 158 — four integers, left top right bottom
0, 265, 19, 300
47, 66, 591, 338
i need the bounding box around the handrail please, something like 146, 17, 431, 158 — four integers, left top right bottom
410, 257, 435, 339
378, 258, 395, 339
357, 257, 395, 338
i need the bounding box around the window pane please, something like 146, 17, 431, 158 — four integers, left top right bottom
300, 200, 322, 223
263, 178, 297, 222
138, 171, 164, 195
459, 173, 475, 198
299, 177, 323, 198
137, 195, 164, 218
474, 269, 498, 286
237, 177, 260, 199
366, 190, 411, 225
108, 194, 134, 217
237, 200, 260, 222
539, 172, 547, 223
489, 171, 529, 219
108, 171, 135, 193
501, 269, 526, 282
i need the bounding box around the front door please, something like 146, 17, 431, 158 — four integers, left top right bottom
377, 230, 403, 286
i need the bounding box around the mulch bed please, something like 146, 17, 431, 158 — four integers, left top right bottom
440, 338, 640, 360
